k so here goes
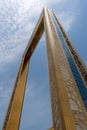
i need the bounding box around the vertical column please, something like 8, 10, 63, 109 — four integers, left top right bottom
2, 60, 29, 130
53, 12, 87, 85
2, 10, 44, 130
44, 8, 76, 130
52, 12, 87, 129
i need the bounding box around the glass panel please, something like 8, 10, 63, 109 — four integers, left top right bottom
52, 14, 87, 110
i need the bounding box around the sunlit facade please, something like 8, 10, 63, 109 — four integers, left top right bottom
2, 8, 87, 130
48, 127, 54, 130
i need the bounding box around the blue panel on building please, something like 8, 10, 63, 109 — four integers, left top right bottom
52, 14, 87, 109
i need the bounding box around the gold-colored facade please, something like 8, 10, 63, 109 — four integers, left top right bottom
2, 8, 87, 130
48, 127, 54, 130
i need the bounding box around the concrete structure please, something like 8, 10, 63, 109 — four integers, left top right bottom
2, 8, 87, 130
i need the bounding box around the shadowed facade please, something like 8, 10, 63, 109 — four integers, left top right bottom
2, 8, 87, 130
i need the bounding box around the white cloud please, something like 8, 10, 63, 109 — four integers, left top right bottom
0, 0, 77, 65
57, 11, 75, 31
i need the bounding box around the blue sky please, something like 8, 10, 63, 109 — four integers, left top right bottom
0, 0, 87, 130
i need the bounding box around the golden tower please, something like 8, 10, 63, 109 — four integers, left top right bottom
2, 8, 87, 130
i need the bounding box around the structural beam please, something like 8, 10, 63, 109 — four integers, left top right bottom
2, 10, 44, 130
44, 8, 76, 130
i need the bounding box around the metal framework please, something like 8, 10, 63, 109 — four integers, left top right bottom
2, 8, 87, 130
